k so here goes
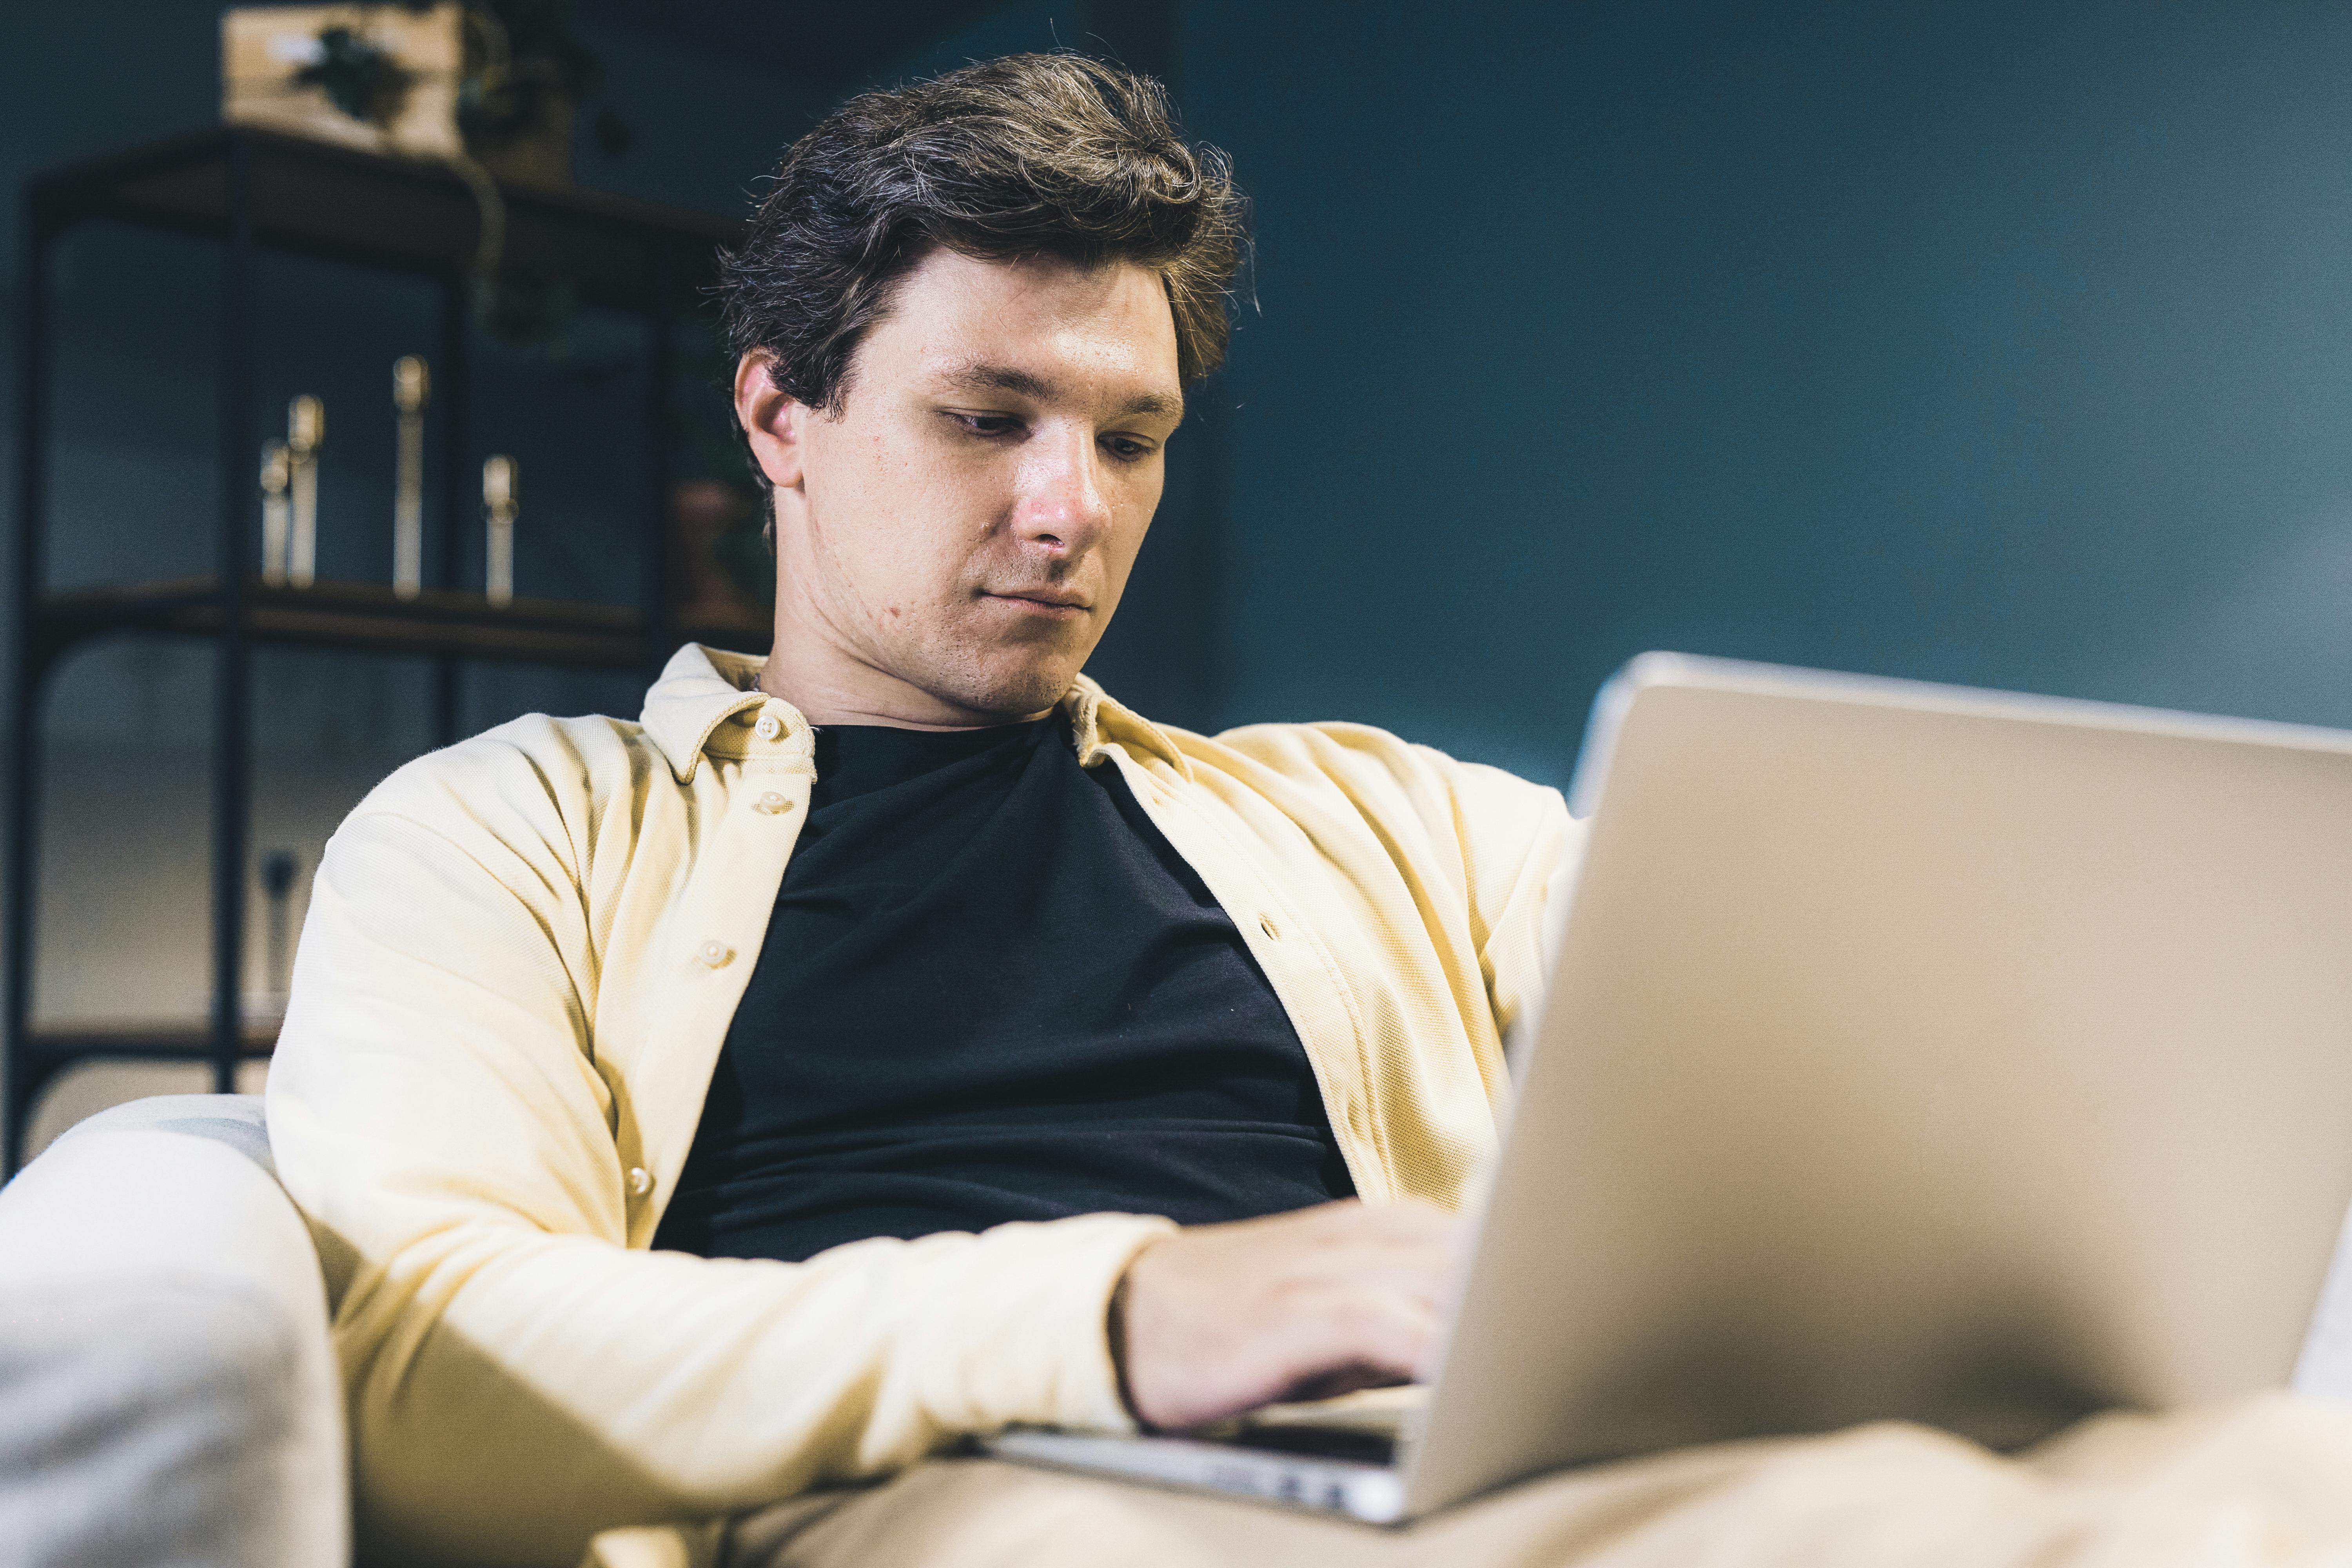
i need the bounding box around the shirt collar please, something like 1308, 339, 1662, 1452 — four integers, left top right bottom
639, 644, 770, 782
640, 645, 1194, 784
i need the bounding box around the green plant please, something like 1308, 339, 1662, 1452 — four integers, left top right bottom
446, 0, 634, 159
295, 25, 414, 126
303, 4, 636, 158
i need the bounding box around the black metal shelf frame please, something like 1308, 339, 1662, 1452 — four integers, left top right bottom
6, 128, 742, 1169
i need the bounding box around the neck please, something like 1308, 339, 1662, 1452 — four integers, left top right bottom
755, 666, 1039, 731
757, 603, 1054, 732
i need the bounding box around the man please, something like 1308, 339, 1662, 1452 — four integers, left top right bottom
271, 52, 1557, 1565
271, 51, 2352, 1568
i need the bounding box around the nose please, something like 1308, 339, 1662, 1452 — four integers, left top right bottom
1011, 422, 1113, 555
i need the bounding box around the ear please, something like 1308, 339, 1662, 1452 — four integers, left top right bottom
734, 350, 808, 490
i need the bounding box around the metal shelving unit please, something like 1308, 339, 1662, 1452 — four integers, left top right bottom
6, 125, 751, 1169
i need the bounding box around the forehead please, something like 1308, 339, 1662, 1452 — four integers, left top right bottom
861, 249, 1182, 406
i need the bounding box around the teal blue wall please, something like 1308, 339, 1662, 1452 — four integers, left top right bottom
12, 0, 2352, 1044
22, 2, 2352, 783
1181, 1, 2352, 789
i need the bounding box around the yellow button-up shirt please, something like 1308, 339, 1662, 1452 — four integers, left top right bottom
267, 644, 1575, 1567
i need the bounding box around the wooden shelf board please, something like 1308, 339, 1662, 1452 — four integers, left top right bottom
31, 127, 740, 310
38, 575, 654, 668
675, 602, 772, 653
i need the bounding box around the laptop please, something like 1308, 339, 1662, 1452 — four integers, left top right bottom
983, 652, 2352, 1523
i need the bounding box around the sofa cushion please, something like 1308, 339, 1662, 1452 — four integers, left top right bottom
0, 1095, 348, 1568
0, 1278, 311, 1566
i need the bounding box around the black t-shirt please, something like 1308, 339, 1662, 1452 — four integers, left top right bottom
652, 711, 1355, 1264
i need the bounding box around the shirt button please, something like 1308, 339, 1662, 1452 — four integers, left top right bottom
625, 1166, 653, 1198
753, 713, 783, 741
1258, 914, 1281, 940
695, 939, 733, 967
754, 790, 793, 814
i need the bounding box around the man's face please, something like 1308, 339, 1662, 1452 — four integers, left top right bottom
739, 248, 1184, 724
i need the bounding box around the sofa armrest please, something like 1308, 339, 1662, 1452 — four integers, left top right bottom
0, 1094, 348, 1568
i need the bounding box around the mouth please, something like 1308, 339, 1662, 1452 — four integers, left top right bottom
981, 589, 1090, 619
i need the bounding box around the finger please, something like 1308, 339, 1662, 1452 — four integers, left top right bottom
1262, 1283, 1444, 1388
1279, 1363, 1417, 1405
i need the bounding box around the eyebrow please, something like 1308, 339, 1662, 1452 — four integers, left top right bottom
933, 360, 1184, 423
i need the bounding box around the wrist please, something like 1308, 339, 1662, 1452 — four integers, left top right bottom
1107, 1267, 1142, 1426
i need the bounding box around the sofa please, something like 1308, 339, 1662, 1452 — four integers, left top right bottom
7, 1091, 2352, 1568
0, 1094, 345, 1568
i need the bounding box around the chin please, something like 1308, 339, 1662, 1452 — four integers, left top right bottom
913, 624, 1094, 719
951, 660, 1083, 719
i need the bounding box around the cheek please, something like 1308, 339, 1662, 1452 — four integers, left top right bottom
807, 449, 967, 595
1107, 478, 1162, 560
861, 522, 998, 637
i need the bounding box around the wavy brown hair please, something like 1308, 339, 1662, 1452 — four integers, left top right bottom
720, 52, 1247, 457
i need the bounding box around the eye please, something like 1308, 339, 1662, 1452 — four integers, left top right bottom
948, 411, 1023, 438
1102, 434, 1156, 463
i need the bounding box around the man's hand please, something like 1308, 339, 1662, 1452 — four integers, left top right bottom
1109, 1198, 1462, 1432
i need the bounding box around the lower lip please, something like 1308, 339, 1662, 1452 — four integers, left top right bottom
984, 595, 1087, 619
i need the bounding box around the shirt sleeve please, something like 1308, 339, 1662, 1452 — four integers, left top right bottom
267, 797, 1174, 1568
1196, 716, 1582, 1126
1423, 752, 1581, 1073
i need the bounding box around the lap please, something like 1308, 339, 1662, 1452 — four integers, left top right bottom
721, 1396, 2352, 1568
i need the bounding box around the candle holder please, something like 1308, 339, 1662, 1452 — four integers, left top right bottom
483, 454, 517, 606
258, 439, 291, 586
286, 394, 323, 589
393, 356, 429, 599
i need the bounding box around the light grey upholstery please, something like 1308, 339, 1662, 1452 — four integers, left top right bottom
2297, 1205, 2352, 1400
0, 1094, 348, 1568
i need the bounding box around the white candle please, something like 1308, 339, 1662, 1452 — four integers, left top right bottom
259, 439, 290, 586
393, 358, 429, 600
287, 394, 323, 590
483, 454, 517, 606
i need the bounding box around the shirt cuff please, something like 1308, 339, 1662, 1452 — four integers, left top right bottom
931, 1211, 1180, 1437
